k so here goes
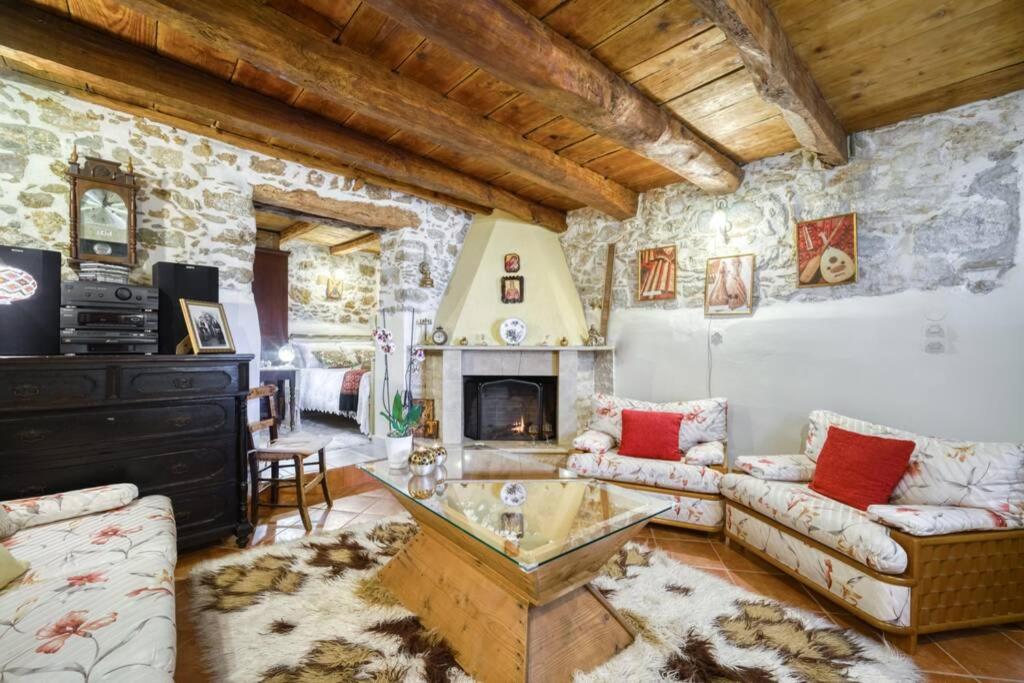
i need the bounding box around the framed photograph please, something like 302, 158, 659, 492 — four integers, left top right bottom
705, 254, 755, 317
796, 212, 857, 287
637, 245, 676, 301
504, 253, 520, 273
412, 398, 437, 438
179, 299, 235, 354
325, 277, 343, 300
501, 275, 524, 304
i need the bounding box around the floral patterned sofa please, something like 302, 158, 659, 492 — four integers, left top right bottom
0, 484, 177, 681
721, 410, 1024, 653
567, 394, 728, 532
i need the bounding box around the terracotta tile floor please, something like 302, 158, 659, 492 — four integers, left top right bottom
174, 468, 1024, 682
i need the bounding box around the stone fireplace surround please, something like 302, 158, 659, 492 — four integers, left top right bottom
421, 346, 613, 449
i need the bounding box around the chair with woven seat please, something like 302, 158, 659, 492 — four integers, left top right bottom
247, 384, 332, 532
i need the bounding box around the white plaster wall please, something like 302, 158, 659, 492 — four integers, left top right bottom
610, 272, 1024, 454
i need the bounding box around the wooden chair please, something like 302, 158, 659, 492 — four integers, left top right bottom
246, 384, 332, 532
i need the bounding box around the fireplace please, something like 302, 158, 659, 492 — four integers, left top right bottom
463, 375, 557, 442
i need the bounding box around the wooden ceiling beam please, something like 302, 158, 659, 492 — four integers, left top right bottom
115, 0, 638, 219
252, 186, 418, 230
362, 0, 743, 194
277, 221, 319, 245
330, 233, 381, 256
0, 4, 567, 232
689, 0, 848, 166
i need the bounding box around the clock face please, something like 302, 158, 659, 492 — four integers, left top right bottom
431, 328, 448, 345
79, 188, 128, 253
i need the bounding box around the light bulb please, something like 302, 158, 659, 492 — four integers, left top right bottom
278, 344, 296, 364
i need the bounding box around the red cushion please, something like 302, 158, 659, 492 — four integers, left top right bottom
618, 409, 683, 461
809, 426, 916, 510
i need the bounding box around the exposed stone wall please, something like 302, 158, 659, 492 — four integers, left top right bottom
561, 91, 1023, 326
287, 240, 379, 336
0, 73, 472, 304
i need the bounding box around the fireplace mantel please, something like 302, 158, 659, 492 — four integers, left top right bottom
421, 345, 614, 447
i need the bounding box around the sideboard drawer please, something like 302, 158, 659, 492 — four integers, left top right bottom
0, 368, 106, 408
0, 436, 238, 500
118, 364, 241, 400
0, 398, 235, 452
161, 483, 238, 537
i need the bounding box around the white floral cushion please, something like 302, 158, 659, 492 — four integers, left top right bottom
2, 484, 139, 530
721, 474, 908, 574
727, 506, 912, 627
0, 506, 18, 540
805, 410, 1024, 515
572, 429, 616, 454
0, 495, 176, 681
646, 490, 724, 529
590, 394, 728, 451
683, 440, 725, 466
736, 454, 816, 481
867, 504, 1023, 537
567, 450, 723, 495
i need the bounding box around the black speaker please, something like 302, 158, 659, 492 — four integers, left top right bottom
0, 245, 61, 356
152, 261, 219, 354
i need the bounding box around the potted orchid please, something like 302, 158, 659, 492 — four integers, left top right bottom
374, 316, 426, 468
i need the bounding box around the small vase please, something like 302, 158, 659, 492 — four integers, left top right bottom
385, 435, 413, 468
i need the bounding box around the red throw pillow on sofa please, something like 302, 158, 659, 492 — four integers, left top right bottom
809, 426, 916, 510
618, 409, 684, 461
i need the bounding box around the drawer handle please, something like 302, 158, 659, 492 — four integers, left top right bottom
18, 429, 49, 443
13, 383, 40, 398
177, 510, 192, 522
170, 415, 193, 428
170, 462, 188, 474
172, 377, 194, 390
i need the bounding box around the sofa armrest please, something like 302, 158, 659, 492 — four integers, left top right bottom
867, 504, 1023, 536
683, 440, 725, 466
2, 484, 138, 529
734, 454, 816, 482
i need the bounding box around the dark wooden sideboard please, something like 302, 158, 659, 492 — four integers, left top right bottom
0, 354, 254, 549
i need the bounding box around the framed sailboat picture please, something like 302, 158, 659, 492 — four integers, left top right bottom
637, 245, 676, 302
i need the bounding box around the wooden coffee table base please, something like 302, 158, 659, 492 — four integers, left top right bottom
378, 497, 642, 682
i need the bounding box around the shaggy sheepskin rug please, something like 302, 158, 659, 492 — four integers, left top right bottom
188, 516, 920, 682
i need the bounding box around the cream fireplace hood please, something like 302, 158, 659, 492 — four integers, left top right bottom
434, 211, 588, 346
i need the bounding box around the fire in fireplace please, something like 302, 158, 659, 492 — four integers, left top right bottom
463, 375, 557, 441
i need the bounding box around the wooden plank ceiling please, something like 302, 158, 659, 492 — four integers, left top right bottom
4, 0, 1023, 231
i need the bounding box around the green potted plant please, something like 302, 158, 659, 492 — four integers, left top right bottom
374, 320, 426, 467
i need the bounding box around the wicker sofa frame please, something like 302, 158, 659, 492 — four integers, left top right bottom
724, 500, 1024, 654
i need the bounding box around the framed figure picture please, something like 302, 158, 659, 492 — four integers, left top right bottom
179, 299, 235, 353
501, 275, 524, 304
504, 253, 520, 273
796, 212, 857, 287
705, 254, 755, 316
637, 245, 676, 301
325, 276, 343, 300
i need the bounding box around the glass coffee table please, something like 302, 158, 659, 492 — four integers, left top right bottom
360, 444, 669, 682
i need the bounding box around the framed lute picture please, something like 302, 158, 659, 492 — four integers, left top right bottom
795, 212, 857, 287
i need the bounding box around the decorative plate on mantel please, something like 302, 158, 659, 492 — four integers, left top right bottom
499, 318, 527, 346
